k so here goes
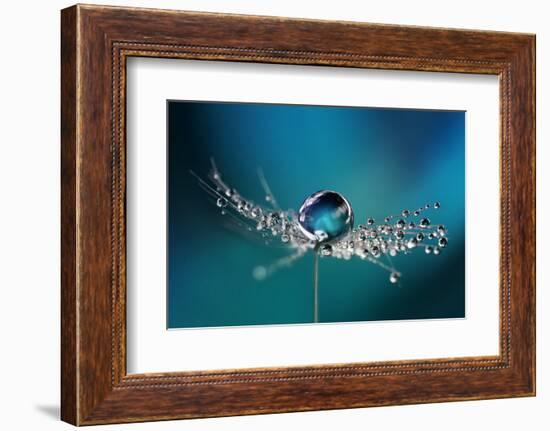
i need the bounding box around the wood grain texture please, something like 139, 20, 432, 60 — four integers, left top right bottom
61, 4, 536, 425
60, 5, 78, 425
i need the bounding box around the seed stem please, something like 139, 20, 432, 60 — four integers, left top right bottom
313, 243, 320, 323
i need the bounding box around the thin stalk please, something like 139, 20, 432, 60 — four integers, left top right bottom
313, 244, 320, 323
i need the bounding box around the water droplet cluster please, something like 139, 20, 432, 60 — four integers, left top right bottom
322, 203, 448, 278
192, 159, 449, 285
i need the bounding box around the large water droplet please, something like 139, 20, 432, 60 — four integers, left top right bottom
298, 190, 354, 243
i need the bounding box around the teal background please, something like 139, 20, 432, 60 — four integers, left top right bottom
167, 101, 465, 329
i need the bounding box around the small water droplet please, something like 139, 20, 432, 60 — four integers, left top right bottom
390, 272, 400, 284
395, 230, 405, 240
402, 209, 410, 217
434, 202, 441, 209
395, 219, 406, 229
407, 238, 418, 249
433, 247, 441, 255
438, 237, 448, 248
425, 246, 433, 254
216, 197, 228, 208
320, 244, 333, 256
416, 232, 424, 242
367, 218, 375, 225
437, 225, 446, 236
419, 218, 431, 228
281, 234, 290, 243
269, 212, 281, 226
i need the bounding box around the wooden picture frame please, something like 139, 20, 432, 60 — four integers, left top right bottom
61, 4, 535, 425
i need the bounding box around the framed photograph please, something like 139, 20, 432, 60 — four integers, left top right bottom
61, 4, 536, 425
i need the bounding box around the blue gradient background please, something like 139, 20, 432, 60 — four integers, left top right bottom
167, 101, 465, 329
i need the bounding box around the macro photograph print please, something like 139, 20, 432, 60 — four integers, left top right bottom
167, 100, 465, 329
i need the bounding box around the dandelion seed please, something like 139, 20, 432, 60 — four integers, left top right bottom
192, 159, 450, 323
